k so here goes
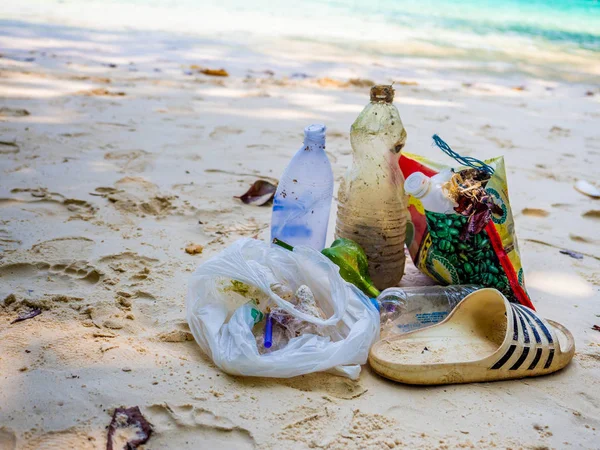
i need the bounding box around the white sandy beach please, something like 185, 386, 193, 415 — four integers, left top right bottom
1, 10, 600, 450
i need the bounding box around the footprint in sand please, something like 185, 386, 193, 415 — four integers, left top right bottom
0, 428, 16, 450
576, 352, 600, 370
42, 325, 106, 367
0, 226, 21, 252
209, 126, 243, 140
0, 188, 96, 221
146, 403, 255, 450
30, 236, 95, 260
476, 124, 514, 149
0, 300, 36, 364
0, 236, 101, 330
277, 405, 344, 447
100, 117, 137, 127
278, 407, 396, 449
202, 218, 269, 238
0, 138, 19, 155
63, 253, 162, 329
584, 136, 600, 151
16, 430, 98, 450
98, 251, 158, 284
1, 290, 146, 378
549, 126, 571, 138
156, 325, 194, 343
96, 339, 150, 367
0, 236, 98, 293
93, 177, 178, 217
1, 293, 105, 372
104, 149, 154, 173
324, 411, 398, 449
274, 372, 368, 400
487, 136, 515, 149
0, 260, 102, 297
0, 107, 30, 117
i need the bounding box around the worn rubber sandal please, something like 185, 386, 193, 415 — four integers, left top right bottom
369, 288, 575, 385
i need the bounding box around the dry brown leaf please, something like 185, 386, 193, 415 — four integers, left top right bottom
348, 78, 375, 88
235, 180, 277, 206
11, 308, 42, 324
582, 210, 600, 220
78, 88, 125, 97
106, 406, 152, 450
199, 68, 229, 77
70, 75, 111, 84
522, 208, 550, 217
569, 234, 598, 244
315, 77, 349, 88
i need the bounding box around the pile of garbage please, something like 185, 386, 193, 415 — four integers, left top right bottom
187, 85, 573, 385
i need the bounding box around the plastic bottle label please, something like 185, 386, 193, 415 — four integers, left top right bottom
251, 308, 264, 324
396, 310, 449, 332
416, 311, 448, 324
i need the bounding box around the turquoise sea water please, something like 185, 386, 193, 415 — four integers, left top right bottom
1, 0, 599, 80
316, 0, 600, 51
191, 0, 600, 80
4, 0, 599, 52
145, 0, 600, 53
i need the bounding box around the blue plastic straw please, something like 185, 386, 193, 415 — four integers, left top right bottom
264, 313, 273, 348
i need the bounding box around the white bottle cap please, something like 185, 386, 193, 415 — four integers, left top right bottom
404, 172, 431, 198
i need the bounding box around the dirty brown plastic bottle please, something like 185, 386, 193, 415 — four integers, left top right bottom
336, 85, 408, 290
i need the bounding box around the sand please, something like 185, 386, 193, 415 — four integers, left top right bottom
1, 19, 600, 450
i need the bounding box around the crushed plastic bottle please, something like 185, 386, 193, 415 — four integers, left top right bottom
271, 124, 333, 251
336, 85, 408, 290
378, 285, 481, 335
404, 169, 456, 214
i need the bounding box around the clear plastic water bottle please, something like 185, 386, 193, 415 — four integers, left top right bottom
336, 85, 408, 290
378, 285, 481, 335
271, 124, 333, 250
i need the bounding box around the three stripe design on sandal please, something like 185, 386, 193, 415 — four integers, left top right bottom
490, 304, 555, 371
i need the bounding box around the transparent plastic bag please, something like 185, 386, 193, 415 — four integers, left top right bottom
186, 238, 380, 379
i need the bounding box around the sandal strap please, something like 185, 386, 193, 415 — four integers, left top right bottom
489, 303, 557, 371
